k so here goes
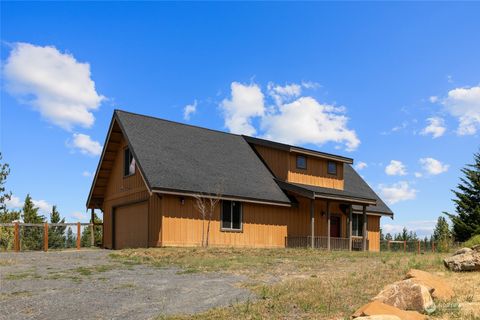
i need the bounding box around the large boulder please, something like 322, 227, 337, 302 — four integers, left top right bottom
443, 249, 480, 272
354, 315, 402, 320
353, 301, 427, 320
372, 279, 436, 314
453, 247, 472, 255
405, 269, 454, 301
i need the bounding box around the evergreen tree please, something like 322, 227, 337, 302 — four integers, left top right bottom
0, 154, 19, 249
433, 216, 452, 252
21, 194, 45, 250
81, 212, 103, 247
385, 233, 393, 241
48, 206, 66, 249
445, 150, 480, 242
66, 227, 76, 248
380, 228, 385, 241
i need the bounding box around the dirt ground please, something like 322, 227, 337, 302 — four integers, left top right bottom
0, 249, 252, 320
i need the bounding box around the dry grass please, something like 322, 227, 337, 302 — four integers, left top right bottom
111, 248, 477, 320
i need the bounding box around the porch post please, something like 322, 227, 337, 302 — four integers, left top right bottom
348, 204, 353, 251
310, 199, 315, 249
327, 201, 331, 251
362, 205, 367, 251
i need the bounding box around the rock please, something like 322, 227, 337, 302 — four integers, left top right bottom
453, 247, 472, 255
354, 315, 402, 320
405, 269, 454, 301
353, 301, 427, 320
472, 244, 480, 252
443, 250, 480, 272
373, 279, 436, 314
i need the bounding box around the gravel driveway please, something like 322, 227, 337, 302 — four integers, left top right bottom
0, 250, 253, 320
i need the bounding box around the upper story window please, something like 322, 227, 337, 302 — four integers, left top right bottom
123, 148, 136, 176
221, 200, 242, 231
327, 161, 337, 175
296, 155, 307, 170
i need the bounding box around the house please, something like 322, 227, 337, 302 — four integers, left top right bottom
87, 110, 393, 250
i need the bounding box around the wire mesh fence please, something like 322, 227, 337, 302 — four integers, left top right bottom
0, 222, 103, 252
380, 240, 465, 253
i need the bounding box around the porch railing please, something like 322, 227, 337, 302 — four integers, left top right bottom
285, 236, 369, 251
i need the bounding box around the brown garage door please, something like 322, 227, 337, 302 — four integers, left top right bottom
114, 201, 148, 249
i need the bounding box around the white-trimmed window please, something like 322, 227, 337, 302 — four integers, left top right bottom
123, 148, 136, 176
221, 200, 242, 231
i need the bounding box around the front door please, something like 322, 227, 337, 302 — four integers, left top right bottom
330, 216, 341, 238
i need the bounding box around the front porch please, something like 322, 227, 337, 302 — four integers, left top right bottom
277, 180, 375, 251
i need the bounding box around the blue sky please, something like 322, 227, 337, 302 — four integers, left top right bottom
1, 2, 479, 236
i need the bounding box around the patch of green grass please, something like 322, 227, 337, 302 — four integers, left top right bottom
4, 271, 39, 280
0, 259, 15, 266
464, 234, 480, 248
75, 267, 93, 276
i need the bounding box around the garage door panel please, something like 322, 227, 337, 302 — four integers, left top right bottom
114, 202, 148, 249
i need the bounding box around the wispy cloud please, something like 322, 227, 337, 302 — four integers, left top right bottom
183, 100, 197, 121
354, 161, 368, 170
385, 160, 407, 176
420, 117, 446, 138
70, 133, 102, 156
382, 220, 436, 237
379, 181, 417, 205
419, 157, 449, 175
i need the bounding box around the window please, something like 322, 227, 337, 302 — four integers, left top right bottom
296, 155, 307, 169
123, 148, 135, 176
327, 161, 337, 175
352, 214, 364, 236
221, 200, 242, 231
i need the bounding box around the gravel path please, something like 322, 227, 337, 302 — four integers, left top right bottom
0, 250, 253, 320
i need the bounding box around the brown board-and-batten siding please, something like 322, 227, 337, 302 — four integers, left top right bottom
367, 215, 381, 252
102, 136, 162, 249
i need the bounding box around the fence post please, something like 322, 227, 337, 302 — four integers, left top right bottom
404, 240, 407, 252
76, 222, 81, 250
44, 222, 48, 252
14, 222, 20, 252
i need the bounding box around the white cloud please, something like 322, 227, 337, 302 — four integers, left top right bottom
382, 220, 436, 237
261, 97, 360, 151
82, 170, 92, 177
183, 100, 197, 121
429, 96, 439, 103
442, 86, 480, 135
3, 42, 104, 130
354, 161, 368, 170
419, 157, 449, 175
420, 117, 446, 138
379, 181, 417, 205
71, 133, 102, 156
32, 199, 53, 214
301, 81, 321, 89
220, 81, 360, 151
385, 160, 407, 176
71, 211, 88, 221
5, 195, 53, 214
414, 172, 423, 178
5, 195, 22, 209
267, 82, 302, 104
220, 82, 265, 135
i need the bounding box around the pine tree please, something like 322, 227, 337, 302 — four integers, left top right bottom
385, 233, 393, 241
81, 212, 103, 247
445, 150, 480, 242
21, 194, 45, 250
433, 216, 452, 252
0, 154, 19, 249
48, 206, 66, 249
66, 227, 76, 248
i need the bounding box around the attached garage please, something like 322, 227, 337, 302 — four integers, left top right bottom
113, 201, 148, 249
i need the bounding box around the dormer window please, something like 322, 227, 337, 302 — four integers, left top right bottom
123, 148, 136, 176
327, 161, 337, 175
296, 155, 307, 170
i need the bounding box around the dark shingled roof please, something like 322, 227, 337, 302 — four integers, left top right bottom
276, 164, 393, 216
115, 110, 291, 205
